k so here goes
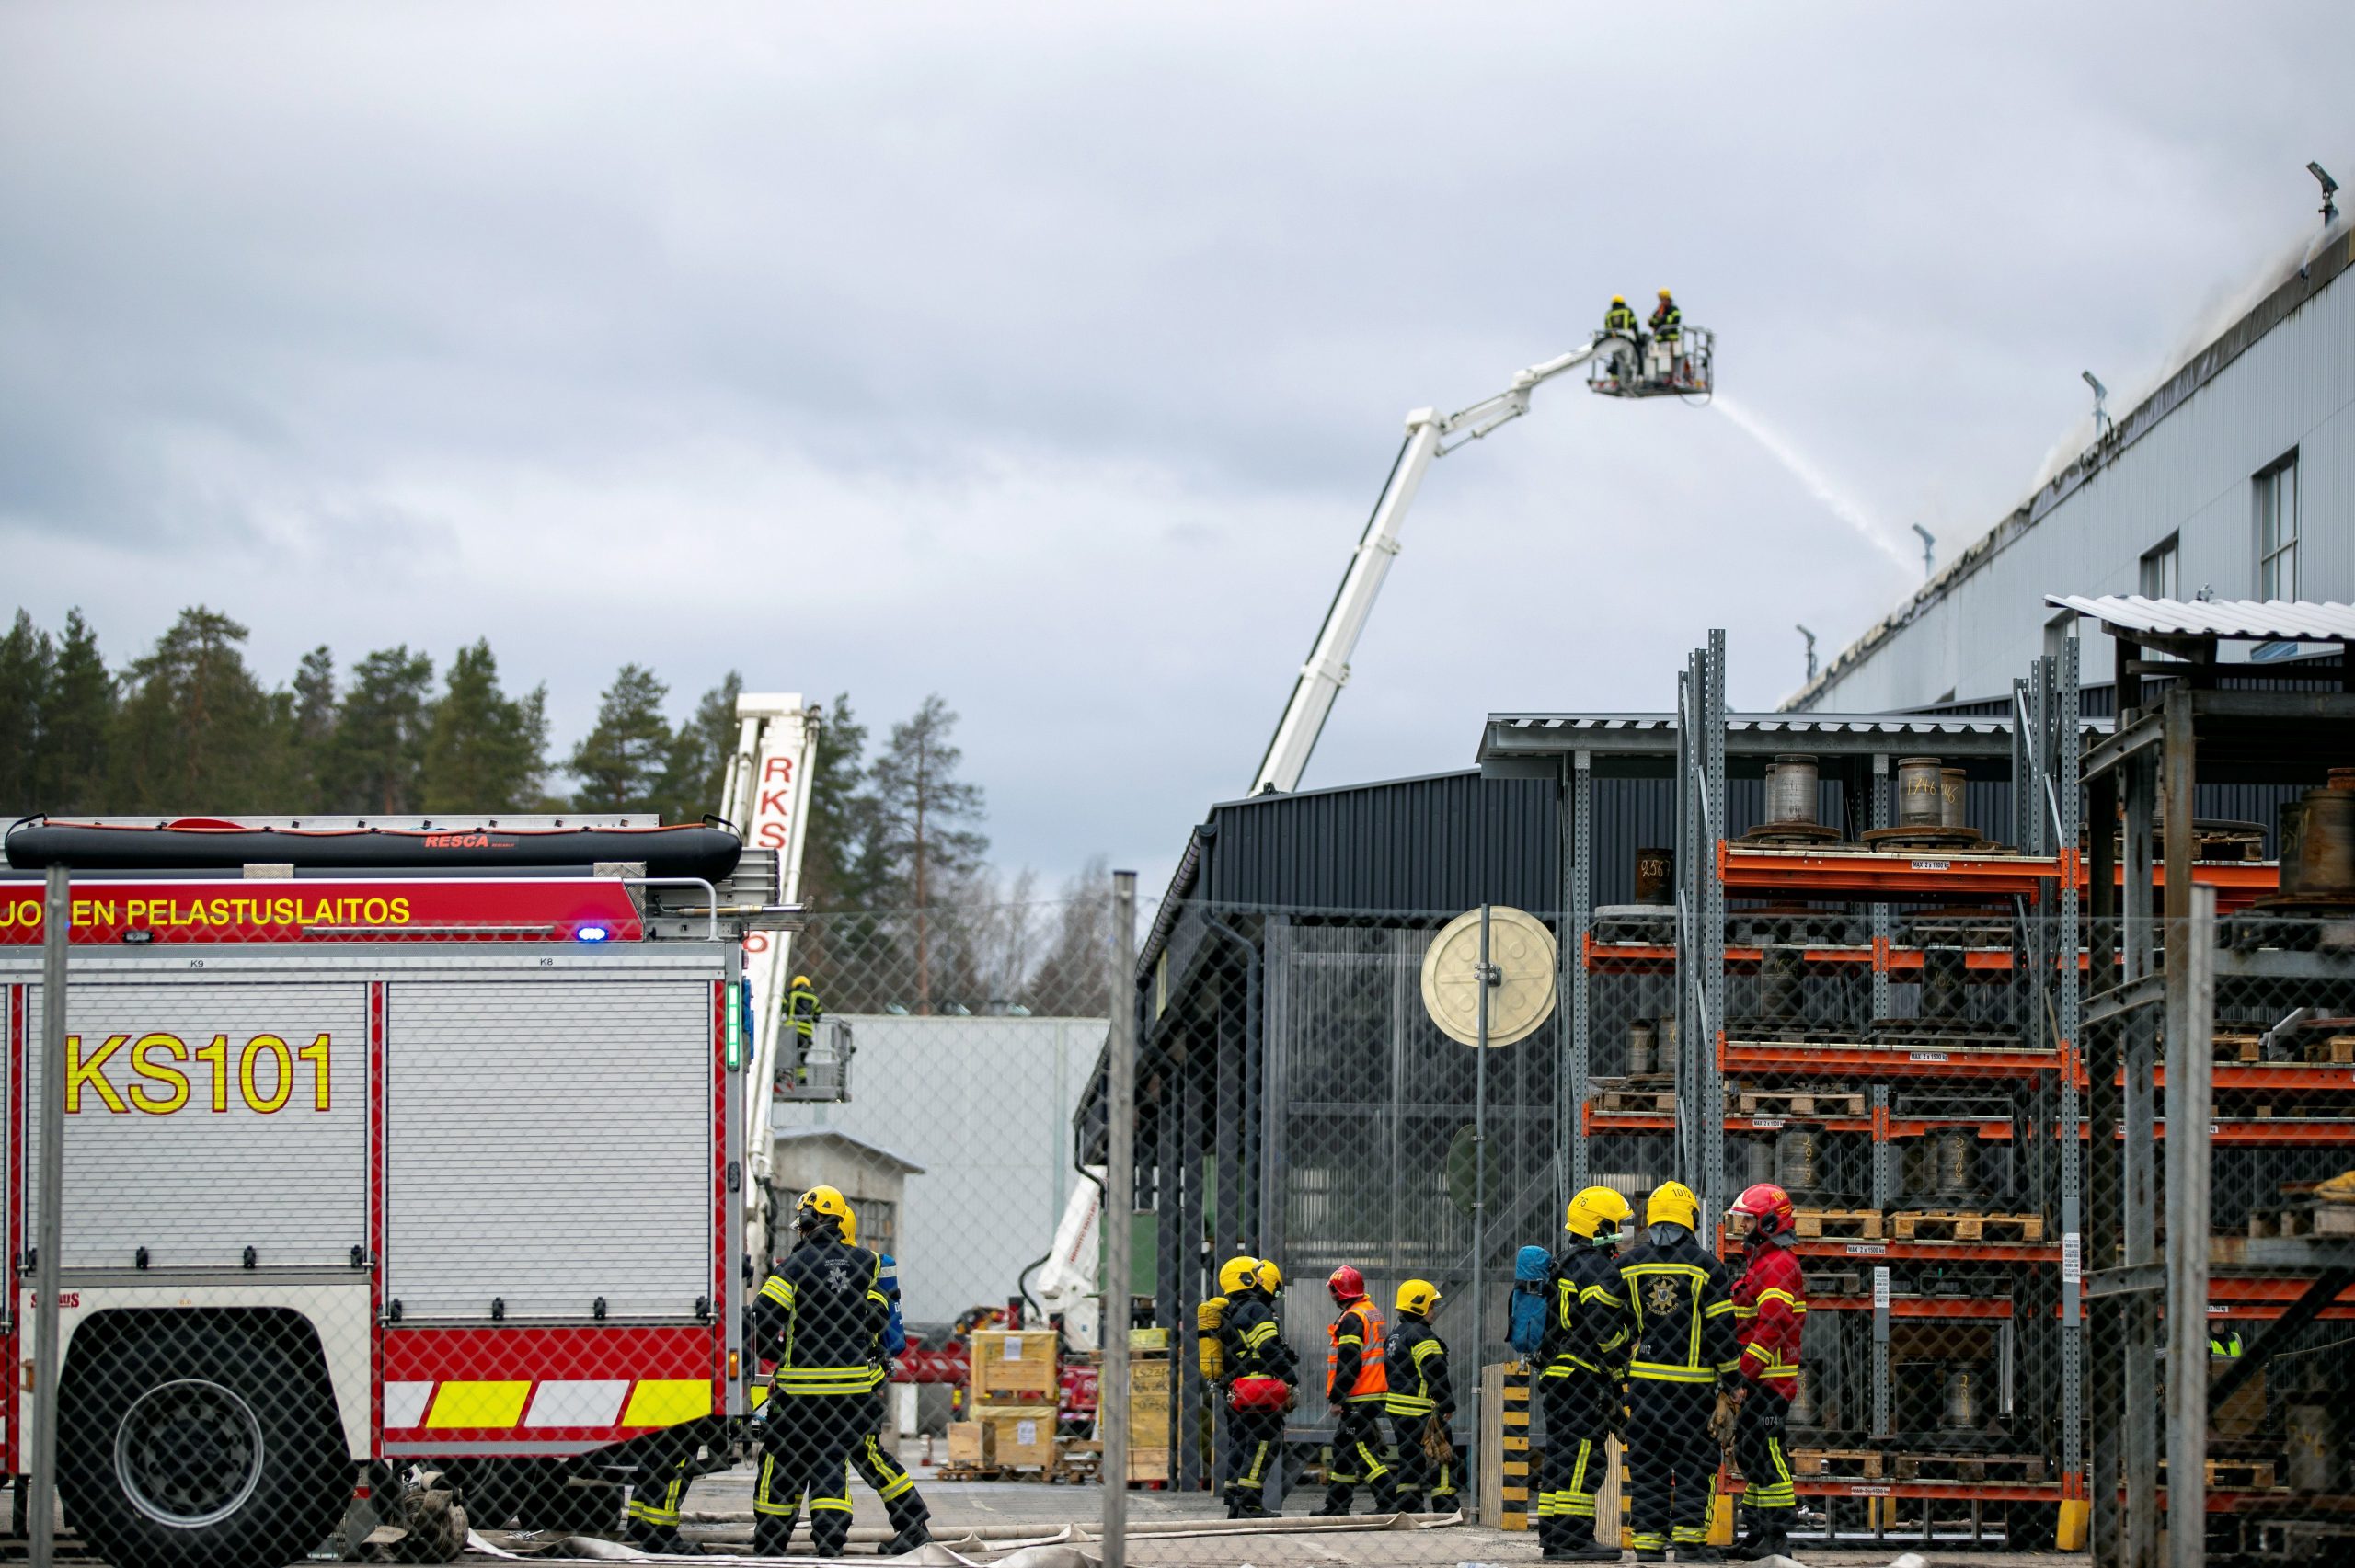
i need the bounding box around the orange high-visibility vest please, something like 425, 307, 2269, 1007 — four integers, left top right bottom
1327, 1299, 1388, 1401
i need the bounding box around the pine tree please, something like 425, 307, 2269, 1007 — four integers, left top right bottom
322, 647, 435, 813
657, 671, 742, 822
802, 692, 886, 910
40, 611, 115, 810
868, 694, 989, 1013
422, 641, 547, 811
569, 663, 672, 810
110, 607, 290, 809
289, 646, 338, 810
0, 612, 53, 807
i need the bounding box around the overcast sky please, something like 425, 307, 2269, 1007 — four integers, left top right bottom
4, 3, 2349, 898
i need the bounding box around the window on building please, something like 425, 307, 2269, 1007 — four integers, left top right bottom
853, 1197, 898, 1258
2256, 452, 2299, 600
2139, 534, 2179, 601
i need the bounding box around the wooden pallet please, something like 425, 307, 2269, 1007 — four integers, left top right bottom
1737, 1089, 1867, 1117
1793, 1208, 1884, 1240
1891, 1452, 2050, 1482
2160, 1458, 2279, 1489
1890, 1210, 2046, 1242
2213, 1031, 2265, 1063
1790, 1448, 1885, 1480
2303, 1036, 2355, 1065
2248, 1204, 2355, 1238
1594, 1089, 1680, 1114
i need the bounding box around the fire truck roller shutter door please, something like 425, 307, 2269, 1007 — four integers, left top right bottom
23, 980, 368, 1270
385, 974, 715, 1320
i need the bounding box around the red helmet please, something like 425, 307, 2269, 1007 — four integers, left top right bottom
1327, 1265, 1367, 1304
1731, 1183, 1796, 1242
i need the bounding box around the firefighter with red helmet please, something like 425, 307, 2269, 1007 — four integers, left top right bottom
1314, 1265, 1396, 1516
1726, 1183, 1807, 1561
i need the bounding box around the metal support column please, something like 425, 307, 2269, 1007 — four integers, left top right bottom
2056, 640, 2087, 1506
2164, 885, 2214, 1568
1103, 873, 1136, 1562
1568, 751, 1594, 1191
2120, 742, 2161, 1568
1698, 633, 1729, 1241
1870, 752, 1892, 1024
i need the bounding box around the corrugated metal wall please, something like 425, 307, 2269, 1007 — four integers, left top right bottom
1200, 770, 1557, 914
1802, 237, 2354, 713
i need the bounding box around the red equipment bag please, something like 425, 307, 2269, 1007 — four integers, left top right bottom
1227, 1376, 1292, 1413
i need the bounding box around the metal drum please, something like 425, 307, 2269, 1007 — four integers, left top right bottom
1896, 756, 1945, 828
1766, 755, 1821, 827
2289, 772, 2355, 896
1933, 1127, 1976, 1199
1762, 944, 1807, 1021
1922, 945, 1968, 1020
1744, 1138, 1775, 1188
1939, 1366, 1983, 1431
1940, 768, 1969, 830
1635, 847, 1673, 905
1626, 1019, 1655, 1077
1775, 1125, 1822, 1195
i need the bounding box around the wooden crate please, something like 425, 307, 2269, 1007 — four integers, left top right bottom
1737, 1088, 1867, 1117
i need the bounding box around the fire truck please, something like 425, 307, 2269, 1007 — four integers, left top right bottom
0, 815, 794, 1568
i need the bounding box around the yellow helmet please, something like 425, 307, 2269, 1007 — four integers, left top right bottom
1396, 1278, 1442, 1316
795, 1184, 853, 1237
1658, 287, 1672, 299
1611, 294, 1626, 305
1646, 1181, 1700, 1232
792, 974, 813, 989
1566, 1185, 1635, 1240
1217, 1255, 1261, 1295
1253, 1259, 1284, 1294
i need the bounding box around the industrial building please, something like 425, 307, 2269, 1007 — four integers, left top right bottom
1787, 224, 2353, 713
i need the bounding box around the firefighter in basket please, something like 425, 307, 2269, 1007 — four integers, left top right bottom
783, 974, 823, 1092
749, 1185, 890, 1558
1313, 1265, 1396, 1516
1725, 1184, 1807, 1562
1616, 1180, 1739, 1562
1537, 1186, 1637, 1562
1383, 1279, 1457, 1514
1215, 1255, 1298, 1517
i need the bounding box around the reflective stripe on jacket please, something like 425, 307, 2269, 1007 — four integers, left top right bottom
755, 1235, 889, 1396
1731, 1241, 1806, 1387
1613, 1233, 1738, 1385
1383, 1315, 1453, 1418
1540, 1247, 1631, 1380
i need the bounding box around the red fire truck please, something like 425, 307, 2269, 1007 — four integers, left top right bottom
0, 817, 788, 1568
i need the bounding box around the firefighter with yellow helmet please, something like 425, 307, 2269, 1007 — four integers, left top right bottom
749, 1185, 890, 1557
1214, 1255, 1297, 1516
1614, 1181, 1739, 1562
1383, 1279, 1456, 1513
1537, 1187, 1636, 1561
783, 974, 823, 1090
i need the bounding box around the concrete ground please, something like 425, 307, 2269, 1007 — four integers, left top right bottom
477, 1449, 2083, 1568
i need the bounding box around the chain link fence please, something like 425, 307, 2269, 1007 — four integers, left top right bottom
9, 862, 2355, 1568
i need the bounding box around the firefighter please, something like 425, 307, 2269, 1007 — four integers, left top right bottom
1649, 288, 1682, 344
844, 1207, 931, 1553
1615, 1180, 1739, 1562
1313, 1265, 1396, 1516
1725, 1183, 1806, 1562
1216, 1254, 1297, 1518
1383, 1280, 1457, 1514
749, 1185, 890, 1558
1538, 1186, 1636, 1562
622, 1449, 695, 1555
1604, 293, 1641, 339
783, 974, 823, 1091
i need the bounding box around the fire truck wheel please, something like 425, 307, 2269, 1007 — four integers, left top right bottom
58, 1312, 350, 1568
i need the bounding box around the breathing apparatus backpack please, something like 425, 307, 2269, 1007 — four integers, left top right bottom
1197, 1295, 1228, 1380
1508, 1244, 1553, 1360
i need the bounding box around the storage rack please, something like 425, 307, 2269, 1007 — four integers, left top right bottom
2064, 595, 2355, 1568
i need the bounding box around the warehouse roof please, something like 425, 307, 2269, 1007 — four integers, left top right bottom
1782, 223, 2355, 711
2045, 594, 2355, 645
1480, 710, 2034, 769
772, 1126, 925, 1174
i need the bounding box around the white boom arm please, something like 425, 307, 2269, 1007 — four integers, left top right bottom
720, 692, 822, 1258
1032, 1171, 1107, 1353
1248, 334, 1633, 796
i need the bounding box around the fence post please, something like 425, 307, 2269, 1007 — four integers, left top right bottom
1102, 872, 1137, 1568
30, 864, 68, 1568
2165, 885, 2215, 1568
